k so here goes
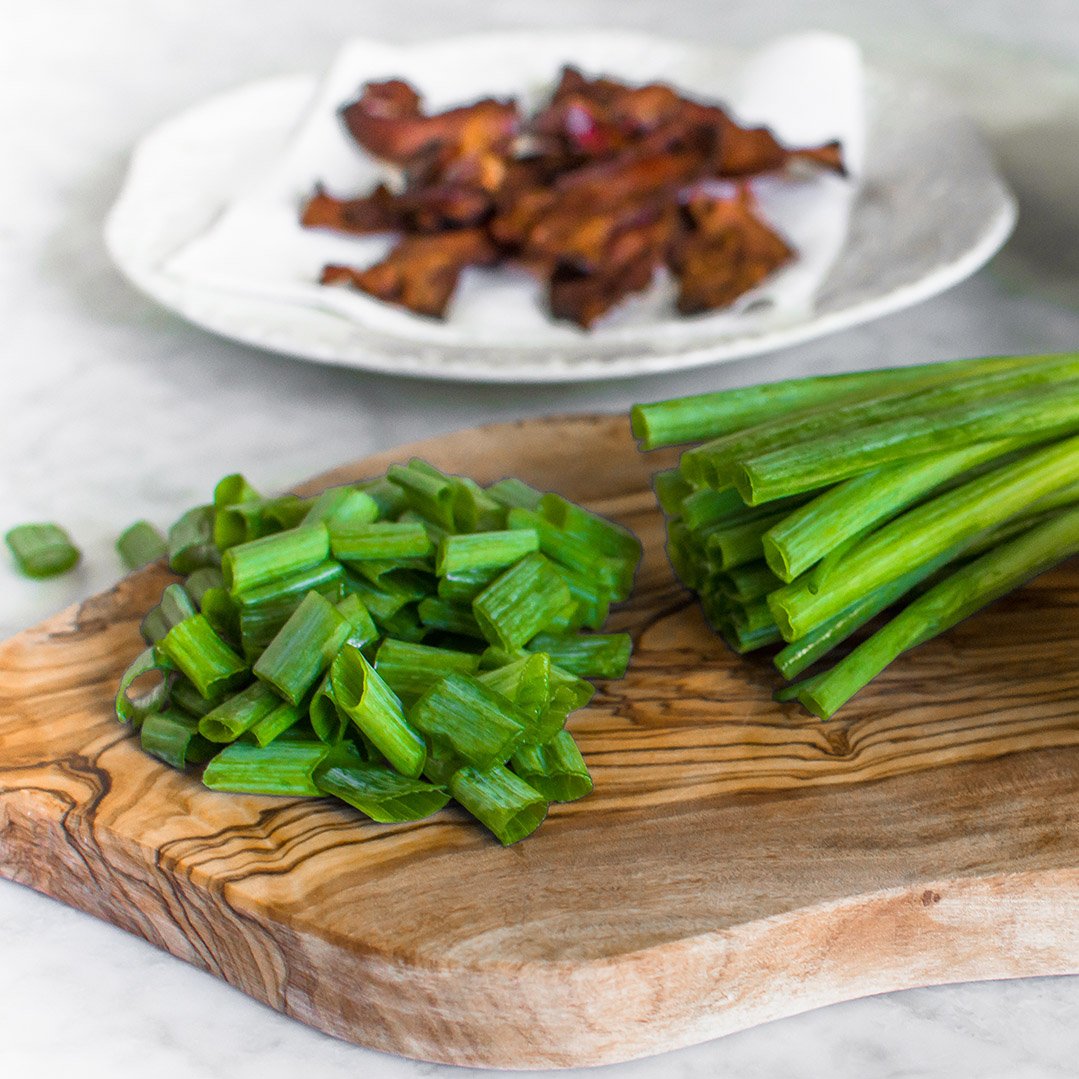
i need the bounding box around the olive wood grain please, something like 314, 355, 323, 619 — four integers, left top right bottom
0, 413, 1076, 1069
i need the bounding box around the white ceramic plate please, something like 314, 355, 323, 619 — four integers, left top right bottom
105, 33, 1016, 383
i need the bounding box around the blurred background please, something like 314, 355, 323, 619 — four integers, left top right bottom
2, 3, 1078, 1076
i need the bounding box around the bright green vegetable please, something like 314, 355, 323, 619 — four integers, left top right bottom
222, 524, 330, 594
202, 740, 330, 797
117, 520, 167, 570
158, 614, 247, 700
472, 552, 573, 651
436, 529, 539, 576
449, 764, 547, 845
510, 731, 593, 802
331, 646, 427, 778
253, 591, 352, 705
198, 681, 281, 743
5, 523, 81, 578
141, 709, 215, 769
314, 743, 449, 822
527, 632, 632, 680
374, 638, 481, 699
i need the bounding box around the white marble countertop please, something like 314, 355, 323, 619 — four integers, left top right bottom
2, 2, 1078, 1075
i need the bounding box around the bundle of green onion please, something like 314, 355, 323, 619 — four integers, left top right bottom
633, 352, 1079, 718
116, 461, 640, 845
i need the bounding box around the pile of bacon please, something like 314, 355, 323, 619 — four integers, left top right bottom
302, 69, 845, 328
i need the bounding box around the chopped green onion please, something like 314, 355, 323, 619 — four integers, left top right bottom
308, 671, 344, 744
417, 596, 484, 638
374, 638, 481, 699
437, 566, 500, 604
653, 468, 693, 516
472, 552, 573, 651
435, 529, 539, 576
4, 523, 81, 578
213, 473, 261, 508
252, 590, 351, 705
167, 505, 219, 574
330, 647, 426, 778
387, 461, 457, 528
185, 567, 226, 605
478, 653, 560, 740
140, 582, 198, 645
330, 521, 433, 562
222, 523, 329, 594
527, 632, 632, 679
158, 614, 247, 699
302, 486, 379, 528
510, 731, 593, 802
249, 700, 305, 747
202, 740, 330, 797
449, 764, 547, 845
358, 477, 408, 518
141, 708, 215, 769
538, 494, 642, 565
117, 520, 167, 570
337, 593, 379, 651
115, 646, 175, 727
198, 681, 281, 743
485, 477, 543, 511
170, 676, 224, 718
452, 476, 505, 531
314, 742, 449, 822
410, 672, 527, 770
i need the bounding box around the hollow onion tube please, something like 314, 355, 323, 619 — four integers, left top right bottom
762, 439, 1024, 581
4, 523, 81, 578
170, 676, 224, 718
549, 562, 612, 631
527, 632, 632, 679
337, 593, 379, 652
449, 764, 547, 845
117, 520, 167, 570
410, 672, 527, 770
485, 477, 543, 511
387, 461, 457, 528
452, 476, 506, 532
198, 681, 281, 743
794, 504, 1079, 718
506, 508, 633, 598
213, 473, 260, 509
358, 476, 407, 518
115, 646, 175, 727
249, 700, 305, 747
308, 672, 344, 744
374, 638, 481, 698
302, 486, 379, 528
158, 614, 247, 699
702, 509, 790, 571
141, 709, 215, 769
436, 529, 539, 576
437, 567, 499, 604
478, 652, 553, 738
472, 552, 573, 651
653, 469, 693, 516
736, 382, 1079, 505
330, 521, 433, 562
140, 582, 199, 645
718, 561, 782, 604
510, 731, 593, 802
679, 487, 749, 530
167, 505, 220, 575
314, 742, 450, 823
253, 591, 351, 705
331, 647, 426, 778
222, 523, 330, 594
537, 494, 642, 565
768, 433, 1079, 641
202, 741, 331, 797
631, 353, 1060, 450
413, 597, 479, 638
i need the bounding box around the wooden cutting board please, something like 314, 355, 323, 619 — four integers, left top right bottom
1, 414, 1077, 1070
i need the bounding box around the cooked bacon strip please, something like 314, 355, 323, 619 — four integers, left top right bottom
307, 69, 845, 325
301, 184, 402, 234
320, 229, 498, 318
341, 82, 519, 164
670, 188, 794, 314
